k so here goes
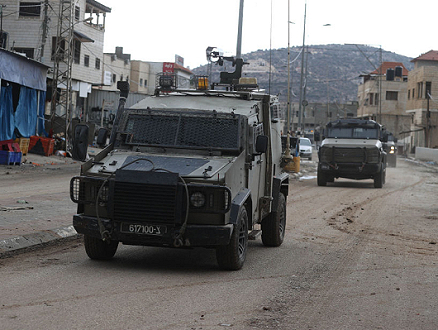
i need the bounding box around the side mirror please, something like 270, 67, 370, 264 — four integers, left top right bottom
72, 124, 89, 161
255, 135, 268, 154
96, 128, 108, 148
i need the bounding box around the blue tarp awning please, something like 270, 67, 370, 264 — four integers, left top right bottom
0, 49, 48, 141
0, 49, 49, 91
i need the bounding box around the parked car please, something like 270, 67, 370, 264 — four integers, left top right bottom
299, 137, 313, 160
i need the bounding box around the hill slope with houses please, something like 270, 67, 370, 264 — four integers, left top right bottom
192, 44, 414, 104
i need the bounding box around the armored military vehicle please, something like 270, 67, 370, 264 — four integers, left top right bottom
70, 65, 289, 270
317, 119, 387, 188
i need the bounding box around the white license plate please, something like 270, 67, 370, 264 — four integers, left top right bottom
121, 223, 167, 236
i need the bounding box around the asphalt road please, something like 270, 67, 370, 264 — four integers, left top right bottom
0, 157, 437, 330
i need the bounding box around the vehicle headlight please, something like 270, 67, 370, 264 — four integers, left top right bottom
70, 176, 108, 204
190, 192, 206, 208
70, 177, 83, 203
389, 146, 395, 154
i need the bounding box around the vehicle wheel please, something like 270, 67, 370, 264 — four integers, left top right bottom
317, 166, 327, 186
374, 167, 384, 188
262, 193, 286, 247
216, 207, 248, 270
84, 235, 119, 260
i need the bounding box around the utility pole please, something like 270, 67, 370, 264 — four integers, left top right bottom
38, 0, 49, 62
378, 46, 382, 123
348, 44, 382, 122
286, 0, 291, 136
301, 46, 309, 133
50, 0, 74, 153
297, 2, 307, 135
282, 0, 294, 172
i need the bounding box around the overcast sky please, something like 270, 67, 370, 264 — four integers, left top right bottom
101, 0, 437, 69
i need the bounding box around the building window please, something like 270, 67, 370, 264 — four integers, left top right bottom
386, 91, 398, 101
412, 88, 415, 99
140, 78, 143, 87
19, 2, 41, 17
75, 6, 80, 20
73, 40, 81, 64
95, 58, 100, 70
112, 74, 116, 83
417, 82, 423, 98
13, 47, 34, 59
144, 79, 147, 87
426, 81, 432, 98
368, 93, 379, 105
408, 90, 410, 100
84, 55, 89, 67
0, 31, 7, 48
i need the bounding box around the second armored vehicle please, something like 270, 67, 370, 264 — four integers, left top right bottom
317, 119, 387, 188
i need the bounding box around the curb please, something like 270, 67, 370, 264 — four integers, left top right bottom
0, 225, 78, 255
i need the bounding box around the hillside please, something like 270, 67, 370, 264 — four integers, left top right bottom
192, 44, 413, 104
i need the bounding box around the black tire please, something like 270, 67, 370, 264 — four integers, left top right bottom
317, 166, 327, 186
374, 167, 384, 188
216, 207, 248, 270
84, 235, 119, 260
262, 193, 286, 247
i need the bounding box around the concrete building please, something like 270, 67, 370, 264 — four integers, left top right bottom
130, 60, 152, 94
90, 49, 194, 129
357, 62, 411, 139
100, 49, 194, 96
101, 46, 131, 92
1, 0, 111, 125
406, 50, 438, 149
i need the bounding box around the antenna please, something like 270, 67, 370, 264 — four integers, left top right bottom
269, 0, 272, 95
236, 0, 244, 59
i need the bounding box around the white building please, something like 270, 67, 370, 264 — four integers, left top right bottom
1, 0, 111, 126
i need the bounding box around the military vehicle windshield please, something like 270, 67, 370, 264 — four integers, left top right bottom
326, 127, 379, 139
119, 109, 242, 153
325, 120, 380, 139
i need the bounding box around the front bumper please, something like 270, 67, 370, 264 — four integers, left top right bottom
73, 215, 233, 247
319, 162, 381, 180
299, 151, 312, 158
